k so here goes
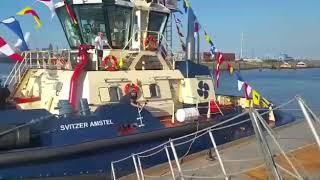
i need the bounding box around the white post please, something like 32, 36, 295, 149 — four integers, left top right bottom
297, 97, 320, 148
207, 100, 211, 118
169, 140, 184, 180
137, 155, 145, 180
171, 103, 175, 124
132, 154, 141, 180
111, 162, 116, 180
208, 131, 228, 180
165, 146, 176, 180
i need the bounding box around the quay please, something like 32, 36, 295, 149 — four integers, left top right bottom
119, 120, 320, 180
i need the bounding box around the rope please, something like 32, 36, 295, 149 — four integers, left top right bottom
179, 121, 200, 162
138, 147, 165, 158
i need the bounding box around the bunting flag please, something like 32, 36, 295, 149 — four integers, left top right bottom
204, 31, 214, 46
238, 80, 244, 91
252, 89, 261, 106
194, 21, 199, 38
227, 64, 234, 75
262, 97, 271, 107
119, 57, 124, 69
177, 25, 184, 37
173, 14, 186, 51
244, 82, 252, 99
63, 0, 78, 25
15, 32, 30, 49
0, 17, 29, 51
183, 0, 190, 13
17, 6, 41, 29
210, 45, 215, 58
175, 17, 182, 27
37, 0, 55, 18
215, 53, 224, 88
0, 37, 23, 62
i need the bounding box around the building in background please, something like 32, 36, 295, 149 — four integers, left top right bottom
202, 52, 236, 62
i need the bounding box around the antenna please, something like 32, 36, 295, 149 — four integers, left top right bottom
240, 32, 244, 59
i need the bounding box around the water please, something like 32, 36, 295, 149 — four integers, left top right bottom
216, 68, 320, 112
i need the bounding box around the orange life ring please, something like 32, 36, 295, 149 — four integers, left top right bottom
124, 83, 139, 95
144, 35, 157, 51
103, 55, 118, 71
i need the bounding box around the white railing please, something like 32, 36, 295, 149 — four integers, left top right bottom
119, 30, 177, 70
110, 96, 319, 180
3, 50, 75, 91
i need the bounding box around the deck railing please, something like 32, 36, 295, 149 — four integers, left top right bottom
3, 50, 76, 91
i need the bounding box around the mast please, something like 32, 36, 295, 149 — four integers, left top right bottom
240, 32, 244, 59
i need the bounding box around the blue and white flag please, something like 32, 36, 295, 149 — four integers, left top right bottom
1, 17, 29, 51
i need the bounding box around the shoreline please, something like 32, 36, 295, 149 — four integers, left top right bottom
201, 60, 320, 70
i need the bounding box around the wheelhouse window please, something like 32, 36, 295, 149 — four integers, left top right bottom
149, 84, 160, 98
74, 5, 108, 45
56, 6, 82, 49
106, 6, 132, 49
109, 86, 122, 102
142, 83, 160, 99
148, 11, 168, 37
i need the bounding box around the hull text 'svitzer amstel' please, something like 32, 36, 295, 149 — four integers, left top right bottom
0, 0, 294, 179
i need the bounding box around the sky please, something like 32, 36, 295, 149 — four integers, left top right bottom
0, 0, 320, 59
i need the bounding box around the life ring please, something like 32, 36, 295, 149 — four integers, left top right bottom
124, 83, 139, 95
103, 55, 118, 71
144, 35, 157, 51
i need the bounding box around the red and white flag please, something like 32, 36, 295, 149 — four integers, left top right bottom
215, 52, 224, 88
244, 82, 252, 99
0, 37, 23, 62
38, 0, 55, 18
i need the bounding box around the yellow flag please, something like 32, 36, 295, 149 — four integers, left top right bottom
262, 97, 271, 107
119, 57, 124, 69
230, 66, 234, 74
252, 89, 261, 106
205, 34, 211, 44
184, 0, 190, 8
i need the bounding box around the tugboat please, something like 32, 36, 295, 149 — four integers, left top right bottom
0, 0, 294, 179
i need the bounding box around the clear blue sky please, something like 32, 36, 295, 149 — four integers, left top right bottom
1, 0, 320, 59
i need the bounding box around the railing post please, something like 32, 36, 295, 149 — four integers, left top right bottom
249, 108, 282, 180
111, 162, 116, 180
165, 145, 176, 180
207, 100, 211, 118
169, 140, 184, 180
297, 97, 320, 148
132, 154, 141, 180
137, 155, 145, 180
208, 131, 228, 180
171, 102, 175, 124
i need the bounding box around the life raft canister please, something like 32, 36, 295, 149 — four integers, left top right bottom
144, 35, 157, 51
103, 55, 118, 71
124, 83, 139, 95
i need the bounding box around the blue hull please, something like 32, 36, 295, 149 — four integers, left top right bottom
0, 104, 294, 179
